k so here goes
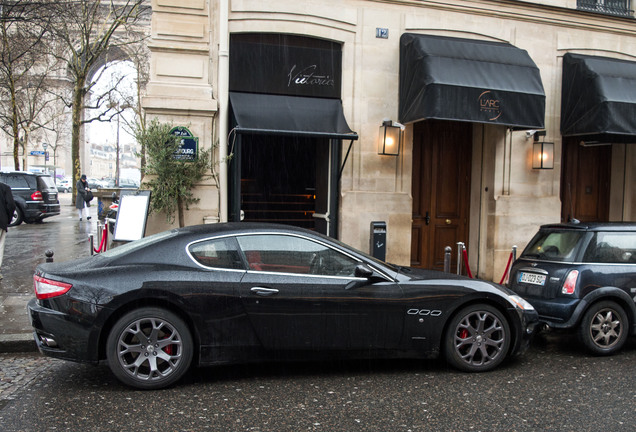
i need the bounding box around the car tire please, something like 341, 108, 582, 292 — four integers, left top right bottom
106, 307, 193, 390
443, 304, 511, 372
578, 301, 628, 356
9, 207, 23, 227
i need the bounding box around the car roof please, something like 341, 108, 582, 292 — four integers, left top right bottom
540, 222, 636, 232
0, 171, 51, 177
176, 222, 322, 238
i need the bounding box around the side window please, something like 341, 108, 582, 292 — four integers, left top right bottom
237, 234, 360, 277
188, 237, 244, 270
584, 232, 636, 263
4, 175, 29, 189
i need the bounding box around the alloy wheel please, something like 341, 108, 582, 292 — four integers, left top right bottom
588, 307, 623, 349
445, 305, 510, 371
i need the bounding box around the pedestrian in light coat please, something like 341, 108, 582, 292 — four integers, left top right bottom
0, 181, 16, 279
76, 174, 92, 221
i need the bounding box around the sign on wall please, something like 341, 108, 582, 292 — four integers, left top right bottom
229, 33, 342, 99
170, 126, 199, 161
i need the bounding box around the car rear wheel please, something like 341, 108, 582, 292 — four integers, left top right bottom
9, 207, 23, 227
578, 301, 628, 356
106, 307, 193, 390
444, 304, 511, 372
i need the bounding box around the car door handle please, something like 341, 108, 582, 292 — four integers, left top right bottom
250, 287, 279, 296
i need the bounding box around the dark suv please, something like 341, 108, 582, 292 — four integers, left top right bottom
0, 171, 61, 226
509, 223, 635, 355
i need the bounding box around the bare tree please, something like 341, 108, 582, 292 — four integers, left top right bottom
47, 0, 149, 197
40, 99, 71, 180
0, 0, 51, 170
121, 39, 149, 176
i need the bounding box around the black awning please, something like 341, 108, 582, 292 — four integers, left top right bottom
561, 53, 636, 141
229, 92, 358, 140
399, 34, 545, 129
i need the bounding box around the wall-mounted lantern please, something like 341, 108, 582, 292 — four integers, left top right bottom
378, 119, 404, 156
532, 131, 554, 169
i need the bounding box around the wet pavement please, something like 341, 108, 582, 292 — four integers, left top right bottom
0, 335, 634, 431
0, 193, 99, 350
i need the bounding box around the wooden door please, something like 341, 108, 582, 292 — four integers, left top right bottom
561, 138, 611, 222
411, 120, 472, 270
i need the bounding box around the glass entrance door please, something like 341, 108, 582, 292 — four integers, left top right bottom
229, 134, 339, 236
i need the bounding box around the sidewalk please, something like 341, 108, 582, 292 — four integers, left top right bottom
0, 193, 99, 353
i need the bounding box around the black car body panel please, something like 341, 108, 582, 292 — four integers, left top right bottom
0, 171, 61, 225
29, 223, 538, 387
509, 223, 636, 335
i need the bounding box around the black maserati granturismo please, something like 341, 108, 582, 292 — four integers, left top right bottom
29, 223, 538, 389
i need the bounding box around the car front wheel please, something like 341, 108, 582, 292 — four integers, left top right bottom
578, 301, 628, 355
106, 307, 193, 390
444, 304, 511, 372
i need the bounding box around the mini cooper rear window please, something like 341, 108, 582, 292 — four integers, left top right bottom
521, 230, 585, 262
583, 232, 636, 264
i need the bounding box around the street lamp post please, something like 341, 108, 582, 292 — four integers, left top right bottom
109, 102, 130, 188
115, 112, 120, 188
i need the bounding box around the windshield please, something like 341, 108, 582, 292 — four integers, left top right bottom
521, 230, 585, 262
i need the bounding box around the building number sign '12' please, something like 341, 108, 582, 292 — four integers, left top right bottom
169, 126, 199, 161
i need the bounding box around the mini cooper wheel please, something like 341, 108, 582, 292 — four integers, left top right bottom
444, 304, 511, 372
106, 307, 193, 389
578, 301, 628, 356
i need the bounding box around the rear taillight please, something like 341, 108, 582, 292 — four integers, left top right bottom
561, 270, 579, 295
34, 275, 72, 300
31, 191, 43, 201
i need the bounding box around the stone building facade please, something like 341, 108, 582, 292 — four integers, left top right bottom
143, 0, 636, 280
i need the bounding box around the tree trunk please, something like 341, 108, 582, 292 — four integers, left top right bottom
178, 195, 185, 228
70, 79, 86, 204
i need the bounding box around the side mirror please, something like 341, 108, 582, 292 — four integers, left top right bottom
354, 264, 373, 278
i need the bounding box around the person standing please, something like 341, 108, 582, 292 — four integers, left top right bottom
76, 174, 92, 221
0, 181, 16, 280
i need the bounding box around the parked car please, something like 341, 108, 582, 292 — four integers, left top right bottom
56, 178, 72, 193
86, 178, 102, 190
509, 222, 636, 355
0, 171, 61, 226
29, 223, 538, 389
118, 178, 139, 189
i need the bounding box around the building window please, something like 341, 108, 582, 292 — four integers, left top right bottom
578, 0, 633, 17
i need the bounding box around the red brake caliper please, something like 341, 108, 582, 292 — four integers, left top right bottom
161, 333, 174, 355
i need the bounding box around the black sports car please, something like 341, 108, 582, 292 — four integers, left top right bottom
29, 223, 538, 389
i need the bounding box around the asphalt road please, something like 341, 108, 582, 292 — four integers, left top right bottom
0, 332, 634, 432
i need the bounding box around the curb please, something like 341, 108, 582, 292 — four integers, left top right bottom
0, 334, 37, 353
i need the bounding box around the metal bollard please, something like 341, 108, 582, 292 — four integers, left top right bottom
45, 250, 54, 263
96, 221, 103, 251
512, 245, 517, 262
444, 246, 452, 273
89, 234, 94, 256
456, 242, 464, 275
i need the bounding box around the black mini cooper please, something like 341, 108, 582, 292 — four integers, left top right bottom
509, 222, 636, 355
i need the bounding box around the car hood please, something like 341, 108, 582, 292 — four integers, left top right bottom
396, 266, 516, 296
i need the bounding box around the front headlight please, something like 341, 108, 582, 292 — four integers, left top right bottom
508, 295, 535, 311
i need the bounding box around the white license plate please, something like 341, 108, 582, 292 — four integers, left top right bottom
519, 272, 546, 286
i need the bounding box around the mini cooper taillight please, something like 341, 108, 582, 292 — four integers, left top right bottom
34, 275, 72, 299
561, 270, 579, 295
